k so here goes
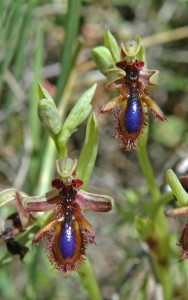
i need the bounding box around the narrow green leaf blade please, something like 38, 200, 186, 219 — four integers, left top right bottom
56, 0, 82, 103
77, 112, 99, 190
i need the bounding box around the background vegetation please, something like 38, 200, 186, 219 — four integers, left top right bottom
0, 0, 188, 299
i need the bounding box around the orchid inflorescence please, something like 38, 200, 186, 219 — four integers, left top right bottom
4, 31, 187, 287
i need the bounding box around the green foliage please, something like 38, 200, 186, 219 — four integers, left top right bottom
55, 0, 82, 103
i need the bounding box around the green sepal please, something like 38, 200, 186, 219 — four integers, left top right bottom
57, 84, 97, 148
92, 46, 115, 75
38, 83, 54, 102
121, 37, 141, 59
37, 84, 62, 137
166, 169, 188, 206
104, 30, 120, 62
77, 112, 99, 190
105, 67, 125, 88
136, 35, 146, 64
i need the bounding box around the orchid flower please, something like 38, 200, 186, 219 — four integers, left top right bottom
23, 158, 113, 277
93, 34, 166, 150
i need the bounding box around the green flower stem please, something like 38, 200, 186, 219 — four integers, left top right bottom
79, 258, 103, 300
138, 130, 172, 300
137, 144, 160, 201
151, 191, 174, 218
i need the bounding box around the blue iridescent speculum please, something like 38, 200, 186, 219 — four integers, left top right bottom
125, 93, 142, 134
59, 215, 76, 259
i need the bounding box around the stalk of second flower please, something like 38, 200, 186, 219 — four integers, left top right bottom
137, 128, 172, 300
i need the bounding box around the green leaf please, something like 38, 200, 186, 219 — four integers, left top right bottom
77, 112, 99, 190
57, 84, 97, 148
0, 2, 23, 99
104, 30, 120, 62
55, 0, 82, 103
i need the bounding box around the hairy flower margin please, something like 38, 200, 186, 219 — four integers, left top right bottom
92, 32, 166, 150
0, 158, 113, 277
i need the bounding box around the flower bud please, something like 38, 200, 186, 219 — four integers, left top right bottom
38, 84, 62, 137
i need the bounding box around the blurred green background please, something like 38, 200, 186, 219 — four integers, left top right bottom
0, 0, 188, 299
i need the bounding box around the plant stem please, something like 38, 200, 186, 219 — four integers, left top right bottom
137, 131, 172, 299
151, 191, 173, 218
79, 258, 103, 300
137, 144, 160, 201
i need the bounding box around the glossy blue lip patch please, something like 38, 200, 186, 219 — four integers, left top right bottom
59, 221, 76, 259
125, 92, 142, 134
